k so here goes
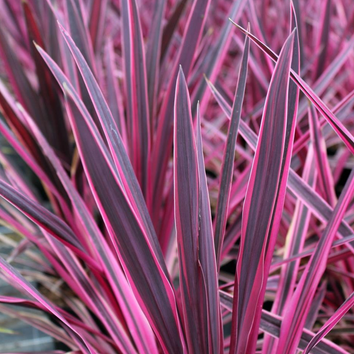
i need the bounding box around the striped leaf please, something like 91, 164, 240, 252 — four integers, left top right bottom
214, 32, 250, 268
230, 30, 296, 354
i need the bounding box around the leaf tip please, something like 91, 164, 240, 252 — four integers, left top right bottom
178, 64, 184, 77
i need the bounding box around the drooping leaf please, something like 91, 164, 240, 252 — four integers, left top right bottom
36, 43, 185, 353
36, 36, 168, 277
0, 256, 94, 354
303, 291, 354, 354
24, 109, 158, 354
0, 179, 99, 271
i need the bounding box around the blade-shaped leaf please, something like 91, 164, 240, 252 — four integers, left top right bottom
22, 0, 70, 162
230, 31, 296, 354
0, 20, 44, 131
214, 32, 249, 269
308, 103, 336, 206
103, 40, 127, 143
65, 84, 185, 354
312, 0, 331, 79
145, 0, 166, 130
220, 291, 349, 354
191, 0, 248, 112
303, 291, 354, 354
24, 110, 158, 354
0, 256, 94, 354
0, 179, 100, 271
205, 77, 354, 241
232, 22, 354, 154
64, 0, 95, 73
0, 301, 76, 349
150, 0, 211, 225
88, 0, 107, 52
36, 36, 168, 278
35, 43, 185, 353
263, 146, 316, 353
174, 67, 207, 353
196, 104, 223, 354
120, 0, 150, 195
263, 12, 303, 352
275, 170, 354, 353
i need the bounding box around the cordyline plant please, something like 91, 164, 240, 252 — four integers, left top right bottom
1, 0, 354, 353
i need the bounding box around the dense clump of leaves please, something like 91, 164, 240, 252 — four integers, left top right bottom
0, 0, 354, 353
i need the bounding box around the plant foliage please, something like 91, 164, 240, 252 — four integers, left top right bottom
0, 0, 354, 353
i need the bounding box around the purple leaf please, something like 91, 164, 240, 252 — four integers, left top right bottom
230, 30, 296, 354
120, 0, 150, 196
214, 32, 249, 269
196, 104, 223, 354
174, 67, 207, 353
